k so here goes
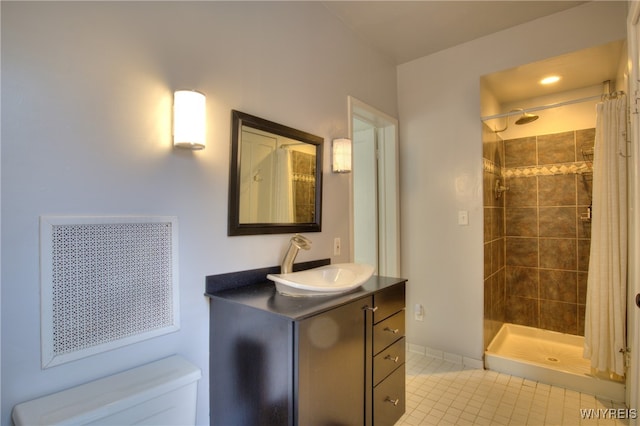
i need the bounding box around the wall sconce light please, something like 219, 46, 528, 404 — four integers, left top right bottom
173, 90, 206, 150
332, 138, 352, 173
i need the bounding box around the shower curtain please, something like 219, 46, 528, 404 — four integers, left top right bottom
584, 94, 628, 377
274, 147, 294, 222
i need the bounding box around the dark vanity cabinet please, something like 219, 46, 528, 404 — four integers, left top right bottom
372, 284, 406, 425
297, 296, 370, 424
207, 269, 406, 426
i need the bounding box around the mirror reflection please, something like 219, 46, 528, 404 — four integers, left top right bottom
228, 110, 323, 236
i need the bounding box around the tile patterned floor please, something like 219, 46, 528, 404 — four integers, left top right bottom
397, 351, 631, 426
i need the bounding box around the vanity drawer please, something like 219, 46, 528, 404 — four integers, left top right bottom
374, 337, 405, 386
373, 311, 405, 355
373, 363, 405, 426
373, 283, 405, 323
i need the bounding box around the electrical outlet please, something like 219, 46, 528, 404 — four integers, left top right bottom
333, 237, 341, 256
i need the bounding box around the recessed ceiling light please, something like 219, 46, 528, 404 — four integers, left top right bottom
540, 76, 561, 85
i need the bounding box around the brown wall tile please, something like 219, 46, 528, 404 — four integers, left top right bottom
576, 128, 595, 148
539, 238, 577, 270
506, 237, 538, 267
505, 176, 537, 207
538, 131, 576, 164
491, 207, 504, 240
539, 269, 577, 303
484, 172, 494, 207
577, 175, 593, 206
538, 175, 577, 206
484, 242, 491, 279
491, 239, 505, 274
493, 269, 506, 317
578, 215, 592, 239
578, 272, 588, 305
506, 208, 537, 237
484, 276, 492, 317
485, 172, 505, 208
484, 207, 491, 243
578, 304, 586, 335
539, 207, 576, 238
506, 266, 538, 298
505, 137, 537, 167
577, 239, 591, 272
540, 301, 577, 334
507, 295, 538, 328
497, 128, 594, 338
482, 124, 507, 348
483, 124, 503, 167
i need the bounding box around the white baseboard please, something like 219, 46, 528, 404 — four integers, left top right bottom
406, 342, 484, 369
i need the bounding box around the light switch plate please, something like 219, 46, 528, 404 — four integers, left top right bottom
458, 210, 469, 226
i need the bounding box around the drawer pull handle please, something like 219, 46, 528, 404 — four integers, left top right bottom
363, 305, 379, 312
384, 327, 399, 334
385, 397, 400, 406
385, 354, 399, 363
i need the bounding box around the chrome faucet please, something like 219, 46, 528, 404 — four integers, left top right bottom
281, 234, 312, 274
495, 179, 510, 199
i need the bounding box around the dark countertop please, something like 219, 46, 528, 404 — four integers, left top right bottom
206, 263, 406, 321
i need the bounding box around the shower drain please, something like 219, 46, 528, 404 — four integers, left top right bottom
547, 357, 559, 362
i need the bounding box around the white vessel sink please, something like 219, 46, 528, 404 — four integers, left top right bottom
267, 263, 375, 297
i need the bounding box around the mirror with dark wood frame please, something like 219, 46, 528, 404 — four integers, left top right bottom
228, 110, 323, 236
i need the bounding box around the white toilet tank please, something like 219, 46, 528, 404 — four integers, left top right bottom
12, 355, 202, 426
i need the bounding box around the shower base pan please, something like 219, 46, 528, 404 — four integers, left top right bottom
485, 323, 625, 402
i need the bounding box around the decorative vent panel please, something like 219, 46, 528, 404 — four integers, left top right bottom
40, 216, 179, 368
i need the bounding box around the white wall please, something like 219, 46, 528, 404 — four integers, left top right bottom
397, 1, 627, 361
0, 2, 397, 424
495, 85, 602, 140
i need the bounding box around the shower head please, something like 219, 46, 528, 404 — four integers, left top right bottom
494, 108, 539, 132
515, 112, 539, 125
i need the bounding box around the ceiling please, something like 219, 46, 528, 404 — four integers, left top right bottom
482, 40, 625, 104
322, 1, 625, 103
321, 1, 588, 65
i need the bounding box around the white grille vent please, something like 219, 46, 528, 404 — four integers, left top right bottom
40, 216, 179, 368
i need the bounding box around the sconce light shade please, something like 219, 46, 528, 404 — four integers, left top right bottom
332, 138, 352, 173
173, 90, 206, 150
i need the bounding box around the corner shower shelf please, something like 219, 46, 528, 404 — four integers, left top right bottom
579, 145, 594, 211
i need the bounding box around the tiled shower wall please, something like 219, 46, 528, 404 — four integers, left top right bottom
483, 123, 506, 349
291, 150, 316, 223
503, 129, 594, 336
483, 126, 595, 347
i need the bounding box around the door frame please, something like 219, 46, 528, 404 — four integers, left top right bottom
626, 1, 640, 417
348, 96, 401, 277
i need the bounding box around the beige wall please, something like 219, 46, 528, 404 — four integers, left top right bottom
1, 2, 398, 423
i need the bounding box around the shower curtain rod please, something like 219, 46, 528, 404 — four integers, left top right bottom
480, 91, 625, 122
